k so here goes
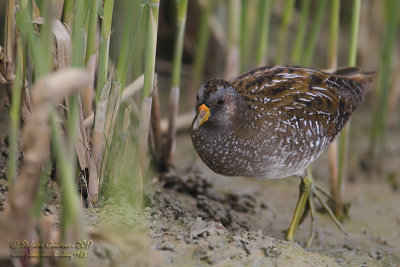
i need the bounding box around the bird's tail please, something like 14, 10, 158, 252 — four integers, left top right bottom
324, 66, 376, 87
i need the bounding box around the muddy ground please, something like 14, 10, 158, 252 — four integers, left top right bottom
0, 102, 400, 266
74, 131, 400, 266
86, 104, 400, 266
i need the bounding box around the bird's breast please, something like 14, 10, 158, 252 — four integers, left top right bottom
191, 115, 331, 179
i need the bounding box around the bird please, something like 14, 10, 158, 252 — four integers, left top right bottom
191, 65, 375, 246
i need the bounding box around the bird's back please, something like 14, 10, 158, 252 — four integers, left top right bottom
230, 66, 375, 142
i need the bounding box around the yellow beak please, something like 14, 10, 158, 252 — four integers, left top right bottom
193, 104, 210, 130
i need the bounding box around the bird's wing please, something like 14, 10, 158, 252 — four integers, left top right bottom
230, 66, 374, 139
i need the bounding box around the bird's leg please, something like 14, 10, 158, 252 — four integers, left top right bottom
286, 167, 347, 246
306, 175, 316, 247
286, 168, 313, 242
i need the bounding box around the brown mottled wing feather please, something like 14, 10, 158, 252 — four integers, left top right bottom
230, 66, 374, 140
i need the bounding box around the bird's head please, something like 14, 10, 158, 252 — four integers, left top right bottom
192, 79, 242, 132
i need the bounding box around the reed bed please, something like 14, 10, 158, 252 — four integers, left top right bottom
0, 0, 398, 265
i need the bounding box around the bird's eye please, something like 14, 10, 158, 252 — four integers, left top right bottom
217, 98, 224, 105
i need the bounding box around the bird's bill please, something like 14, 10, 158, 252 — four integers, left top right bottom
193, 104, 210, 130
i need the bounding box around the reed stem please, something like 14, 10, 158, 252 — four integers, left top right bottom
96, 0, 115, 101
193, 0, 213, 89
327, 0, 340, 69
117, 0, 146, 89
7, 37, 23, 185
370, 0, 400, 155
142, 0, 160, 99
335, 0, 361, 221
327, 0, 340, 220
85, 0, 98, 65
291, 0, 310, 64
225, 0, 241, 79
348, 0, 361, 67
301, 0, 327, 66
255, 0, 272, 67
171, 0, 189, 88
239, 0, 249, 72
275, 0, 295, 65
63, 0, 74, 27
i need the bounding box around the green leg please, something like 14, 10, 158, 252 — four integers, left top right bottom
286, 170, 312, 241
286, 166, 346, 246
306, 184, 316, 247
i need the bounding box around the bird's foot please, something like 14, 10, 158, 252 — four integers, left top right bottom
285, 167, 347, 247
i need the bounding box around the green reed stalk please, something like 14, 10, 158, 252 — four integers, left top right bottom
64, 1, 87, 251
38, 1, 53, 75
336, 0, 361, 220
327, 0, 340, 69
16, 0, 47, 77
96, 0, 115, 101
326, 0, 340, 219
162, 0, 188, 166
291, 0, 310, 64
255, 0, 272, 67
239, 0, 249, 72
63, 0, 74, 26
67, 0, 86, 164
50, 110, 80, 226
132, 10, 149, 79
50, 109, 86, 267
301, 0, 327, 66
193, 0, 213, 89
5, 0, 18, 186
85, 0, 98, 64
347, 0, 361, 67
275, 0, 295, 65
370, 0, 400, 155
171, 0, 188, 88
7, 38, 24, 185
71, 0, 86, 68
117, 0, 146, 89
142, 0, 160, 98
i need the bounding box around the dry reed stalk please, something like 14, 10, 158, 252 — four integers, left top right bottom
137, 96, 153, 207
83, 112, 94, 128
160, 111, 195, 133
165, 86, 179, 166
150, 84, 163, 162
0, 68, 89, 259
52, 18, 91, 174
52, 0, 64, 20
122, 74, 145, 102
73, 97, 90, 170
326, 0, 340, 218
101, 81, 122, 168
4, 0, 17, 79
90, 79, 112, 203
2, 0, 26, 123
114, 105, 132, 184
52, 19, 71, 69
209, 15, 227, 50
84, 55, 97, 118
